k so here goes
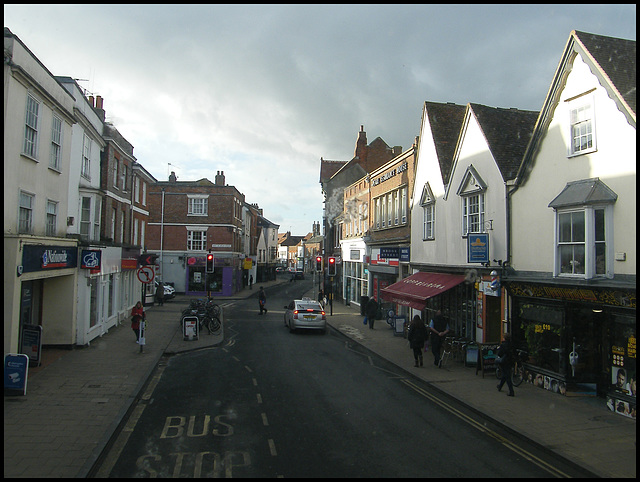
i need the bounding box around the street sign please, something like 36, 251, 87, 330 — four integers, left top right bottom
137, 266, 155, 284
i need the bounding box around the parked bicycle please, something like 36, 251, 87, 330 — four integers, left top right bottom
181, 298, 221, 335
496, 348, 528, 387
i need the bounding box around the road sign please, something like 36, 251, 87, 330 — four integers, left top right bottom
137, 266, 155, 284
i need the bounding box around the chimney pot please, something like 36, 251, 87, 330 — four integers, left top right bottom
95, 95, 103, 109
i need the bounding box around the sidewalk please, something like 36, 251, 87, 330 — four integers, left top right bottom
4, 278, 635, 478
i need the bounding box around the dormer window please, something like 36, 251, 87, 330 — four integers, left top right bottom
567, 93, 597, 157
457, 165, 487, 236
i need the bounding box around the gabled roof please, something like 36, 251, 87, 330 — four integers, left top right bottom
424, 101, 466, 185
516, 30, 636, 185
574, 30, 636, 116
319, 159, 347, 183
469, 103, 539, 181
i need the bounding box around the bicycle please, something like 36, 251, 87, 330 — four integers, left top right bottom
181, 298, 222, 335
496, 349, 528, 387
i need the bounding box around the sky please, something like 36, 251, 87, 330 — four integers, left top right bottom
4, 4, 636, 236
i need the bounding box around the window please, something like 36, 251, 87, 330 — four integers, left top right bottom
50, 115, 62, 170
420, 183, 436, 240
375, 198, 381, 229
462, 194, 485, 235
19, 191, 34, 233
568, 95, 596, 156
81, 135, 91, 180
187, 230, 207, 251
113, 159, 119, 187
80, 197, 91, 238
46, 200, 58, 236
558, 211, 585, 275
387, 194, 392, 227
401, 187, 407, 224
556, 207, 611, 278
111, 207, 116, 239
188, 196, 208, 216
93, 199, 101, 241
23, 94, 40, 159
121, 164, 127, 191
142, 182, 147, 205
135, 177, 140, 203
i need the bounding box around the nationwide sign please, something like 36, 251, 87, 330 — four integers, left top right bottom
21, 245, 77, 273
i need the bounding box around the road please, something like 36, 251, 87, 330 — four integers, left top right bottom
96, 279, 591, 478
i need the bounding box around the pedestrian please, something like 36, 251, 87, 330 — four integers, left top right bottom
318, 289, 324, 307
155, 283, 164, 306
496, 333, 516, 397
258, 286, 267, 315
365, 297, 378, 329
131, 301, 145, 343
429, 310, 449, 367
249, 275, 253, 290
407, 315, 427, 367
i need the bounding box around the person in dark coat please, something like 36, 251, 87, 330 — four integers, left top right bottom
497, 332, 515, 396
258, 287, 267, 315
155, 283, 164, 306
365, 297, 378, 329
429, 310, 449, 367
407, 315, 427, 367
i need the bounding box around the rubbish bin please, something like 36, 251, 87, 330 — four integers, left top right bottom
360, 296, 369, 315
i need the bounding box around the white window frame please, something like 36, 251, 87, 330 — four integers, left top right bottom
187, 228, 207, 251
93, 198, 101, 241
80, 196, 92, 238
423, 204, 435, 240
50, 115, 62, 170
188, 195, 209, 216
113, 159, 119, 187
568, 93, 597, 157
554, 205, 613, 279
23, 94, 40, 159
462, 193, 485, 236
401, 187, 407, 224
19, 190, 35, 234
46, 200, 58, 236
81, 134, 91, 180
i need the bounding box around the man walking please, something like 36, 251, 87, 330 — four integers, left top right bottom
258, 287, 267, 315
429, 310, 449, 367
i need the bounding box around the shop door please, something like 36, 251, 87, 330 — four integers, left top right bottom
485, 295, 501, 343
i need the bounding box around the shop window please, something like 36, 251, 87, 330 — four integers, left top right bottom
518, 303, 564, 374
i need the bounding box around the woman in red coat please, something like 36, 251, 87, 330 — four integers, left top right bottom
131, 301, 145, 343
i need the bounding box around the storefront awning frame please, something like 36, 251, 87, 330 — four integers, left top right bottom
381, 271, 467, 310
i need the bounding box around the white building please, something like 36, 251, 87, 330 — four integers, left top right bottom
4, 28, 78, 356
507, 31, 636, 408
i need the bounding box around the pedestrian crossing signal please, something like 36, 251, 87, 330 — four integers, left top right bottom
328, 257, 336, 276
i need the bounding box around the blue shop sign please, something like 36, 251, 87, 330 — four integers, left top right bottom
81, 249, 102, 269
468, 233, 489, 263
21, 245, 77, 273
400, 247, 410, 262
380, 247, 399, 259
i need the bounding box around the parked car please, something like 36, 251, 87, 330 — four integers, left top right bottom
283, 298, 326, 333
294, 270, 305, 280
275, 266, 286, 273
154, 280, 175, 300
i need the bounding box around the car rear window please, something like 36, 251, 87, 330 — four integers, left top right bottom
296, 302, 323, 312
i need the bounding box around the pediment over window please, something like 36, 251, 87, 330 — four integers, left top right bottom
548, 178, 618, 209
456, 165, 487, 196
420, 182, 435, 206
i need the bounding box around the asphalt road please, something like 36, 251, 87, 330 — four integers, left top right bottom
99, 280, 591, 478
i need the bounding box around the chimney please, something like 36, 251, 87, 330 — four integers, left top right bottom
88, 95, 95, 107
354, 125, 367, 160
169, 171, 177, 183
215, 170, 225, 186
95, 95, 103, 109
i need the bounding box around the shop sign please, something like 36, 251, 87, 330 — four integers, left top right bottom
20, 324, 42, 365
121, 258, 138, 270
380, 247, 399, 259
506, 281, 636, 309
4, 354, 29, 396
243, 258, 253, 269
400, 247, 410, 262
467, 233, 489, 263
81, 250, 101, 269
21, 245, 77, 273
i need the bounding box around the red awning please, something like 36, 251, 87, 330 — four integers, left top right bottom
380, 272, 466, 310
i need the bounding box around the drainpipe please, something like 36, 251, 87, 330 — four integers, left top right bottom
160, 187, 165, 283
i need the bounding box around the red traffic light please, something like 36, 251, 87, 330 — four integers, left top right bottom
207, 254, 214, 261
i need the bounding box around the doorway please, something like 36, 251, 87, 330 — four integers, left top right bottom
485, 295, 501, 343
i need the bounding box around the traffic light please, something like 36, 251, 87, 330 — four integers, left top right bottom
328, 257, 336, 276
316, 256, 322, 272
206, 253, 214, 273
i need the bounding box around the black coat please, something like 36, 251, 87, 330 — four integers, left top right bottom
497, 340, 514, 367
408, 322, 427, 349
365, 299, 378, 318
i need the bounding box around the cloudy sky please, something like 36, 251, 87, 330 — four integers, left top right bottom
4, 4, 635, 235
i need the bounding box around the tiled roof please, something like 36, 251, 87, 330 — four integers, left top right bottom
574, 30, 636, 115
319, 159, 347, 182
469, 103, 539, 181
424, 102, 466, 185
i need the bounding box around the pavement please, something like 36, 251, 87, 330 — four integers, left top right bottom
4, 277, 636, 478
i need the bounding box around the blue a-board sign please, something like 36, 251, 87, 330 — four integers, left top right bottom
4, 354, 29, 395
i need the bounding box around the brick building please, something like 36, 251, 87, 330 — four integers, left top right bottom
146, 171, 247, 297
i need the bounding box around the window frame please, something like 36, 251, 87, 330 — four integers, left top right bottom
188, 195, 209, 216
461, 193, 485, 236
50, 114, 62, 170
23, 94, 40, 160
46, 199, 58, 236
81, 134, 91, 180
554, 204, 613, 279
567, 93, 597, 157
19, 190, 35, 234
187, 229, 207, 251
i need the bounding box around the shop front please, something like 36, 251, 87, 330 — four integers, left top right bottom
341, 239, 367, 307
185, 254, 239, 297
506, 280, 636, 418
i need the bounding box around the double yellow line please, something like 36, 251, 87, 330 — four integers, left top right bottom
400, 379, 571, 478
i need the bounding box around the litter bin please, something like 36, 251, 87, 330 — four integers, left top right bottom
360, 296, 369, 315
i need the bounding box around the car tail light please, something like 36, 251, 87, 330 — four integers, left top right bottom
293, 309, 299, 319
321, 310, 326, 320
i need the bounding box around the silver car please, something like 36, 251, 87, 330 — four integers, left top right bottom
284, 298, 326, 333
